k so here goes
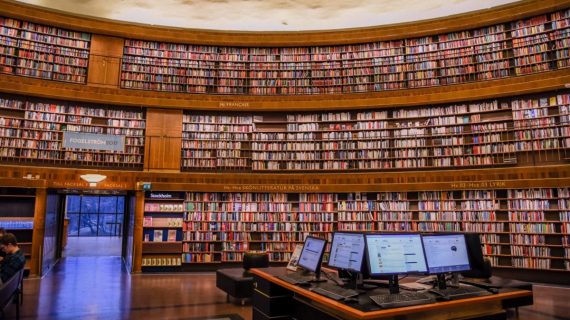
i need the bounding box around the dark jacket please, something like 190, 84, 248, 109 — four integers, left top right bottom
1, 249, 25, 283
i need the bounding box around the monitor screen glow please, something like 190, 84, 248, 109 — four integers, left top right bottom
328, 232, 365, 272
298, 236, 327, 273
365, 233, 427, 276
422, 234, 471, 274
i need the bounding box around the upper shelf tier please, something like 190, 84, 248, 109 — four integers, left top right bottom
1, 0, 569, 46
1, 0, 570, 109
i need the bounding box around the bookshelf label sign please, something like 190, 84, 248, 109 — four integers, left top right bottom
63, 132, 125, 152
219, 102, 249, 108
148, 192, 184, 199
223, 184, 320, 192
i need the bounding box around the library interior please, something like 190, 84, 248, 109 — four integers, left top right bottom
0, 0, 569, 319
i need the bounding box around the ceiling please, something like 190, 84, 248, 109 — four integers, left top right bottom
15, 0, 521, 32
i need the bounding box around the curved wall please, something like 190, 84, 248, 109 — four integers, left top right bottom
0, 0, 569, 111
2, 0, 570, 277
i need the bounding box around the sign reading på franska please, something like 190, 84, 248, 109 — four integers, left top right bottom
63, 132, 125, 152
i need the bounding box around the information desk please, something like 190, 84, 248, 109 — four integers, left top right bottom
250, 267, 533, 320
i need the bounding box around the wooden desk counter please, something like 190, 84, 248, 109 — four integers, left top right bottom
250, 267, 533, 320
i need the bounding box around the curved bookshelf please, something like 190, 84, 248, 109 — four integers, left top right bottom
0, 15, 90, 84
181, 90, 570, 173
0, 94, 146, 169
119, 8, 570, 96
0, 0, 570, 279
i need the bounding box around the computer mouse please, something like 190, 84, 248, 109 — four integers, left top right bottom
344, 297, 359, 304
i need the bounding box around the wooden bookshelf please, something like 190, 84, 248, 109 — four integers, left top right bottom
182, 192, 334, 264
142, 192, 185, 269
0, 16, 90, 84
142, 188, 570, 273
560, 188, 570, 270
180, 91, 570, 172
118, 8, 570, 96
552, 9, 570, 70
0, 94, 145, 168
0, 188, 36, 275
510, 14, 551, 76
181, 113, 252, 171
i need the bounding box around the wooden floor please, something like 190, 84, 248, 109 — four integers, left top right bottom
7, 256, 570, 320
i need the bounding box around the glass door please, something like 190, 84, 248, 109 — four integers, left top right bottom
66, 195, 125, 237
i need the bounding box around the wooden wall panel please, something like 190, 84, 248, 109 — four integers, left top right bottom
144, 108, 182, 171
30, 188, 46, 277
132, 190, 144, 273
0, 164, 569, 193
1, 71, 569, 112
87, 34, 124, 88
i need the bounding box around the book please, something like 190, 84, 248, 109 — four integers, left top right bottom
286, 244, 304, 271
154, 230, 163, 242
168, 229, 177, 242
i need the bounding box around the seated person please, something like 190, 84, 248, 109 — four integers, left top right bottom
0, 233, 25, 284
0, 228, 6, 259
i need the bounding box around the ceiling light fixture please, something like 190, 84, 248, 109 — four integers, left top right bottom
80, 174, 107, 187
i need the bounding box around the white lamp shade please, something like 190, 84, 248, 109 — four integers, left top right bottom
80, 174, 107, 187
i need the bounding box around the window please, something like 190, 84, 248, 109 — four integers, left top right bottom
66, 195, 125, 237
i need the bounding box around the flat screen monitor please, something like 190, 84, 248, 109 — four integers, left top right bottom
422, 233, 471, 274
298, 236, 327, 275
463, 233, 486, 272
365, 233, 427, 276
328, 232, 365, 273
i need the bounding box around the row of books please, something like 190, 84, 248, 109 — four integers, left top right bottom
180, 92, 570, 171
0, 95, 146, 167
0, 220, 33, 229
120, 10, 570, 95
0, 16, 90, 84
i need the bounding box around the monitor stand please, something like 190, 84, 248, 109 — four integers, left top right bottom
436, 273, 460, 290
354, 273, 378, 291
342, 273, 377, 292
388, 275, 400, 294
308, 270, 327, 283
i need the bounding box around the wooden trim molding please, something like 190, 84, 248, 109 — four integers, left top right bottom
132, 190, 144, 273
0, 164, 569, 193
1, 70, 569, 112
251, 268, 532, 320
1, 0, 569, 46
30, 188, 46, 277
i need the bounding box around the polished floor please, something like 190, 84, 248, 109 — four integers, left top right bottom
12, 256, 251, 320
64, 236, 122, 257
5, 237, 570, 320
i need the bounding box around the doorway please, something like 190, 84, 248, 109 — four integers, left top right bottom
63, 194, 125, 257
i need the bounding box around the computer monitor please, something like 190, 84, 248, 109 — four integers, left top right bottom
421, 233, 471, 289
365, 233, 427, 293
328, 232, 365, 273
462, 233, 492, 278
298, 236, 327, 281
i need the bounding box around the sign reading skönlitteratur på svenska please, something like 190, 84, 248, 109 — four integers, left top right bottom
63, 132, 125, 152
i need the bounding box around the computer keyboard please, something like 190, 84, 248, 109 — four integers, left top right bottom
276, 274, 312, 285
429, 285, 492, 300
459, 279, 501, 290
369, 292, 435, 309
310, 283, 359, 301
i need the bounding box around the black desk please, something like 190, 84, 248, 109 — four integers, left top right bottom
251, 267, 533, 320
216, 268, 254, 305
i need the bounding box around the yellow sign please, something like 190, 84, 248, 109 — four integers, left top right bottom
222, 185, 320, 192
218, 102, 250, 108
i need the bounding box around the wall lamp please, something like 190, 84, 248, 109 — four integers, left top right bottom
80, 174, 107, 187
